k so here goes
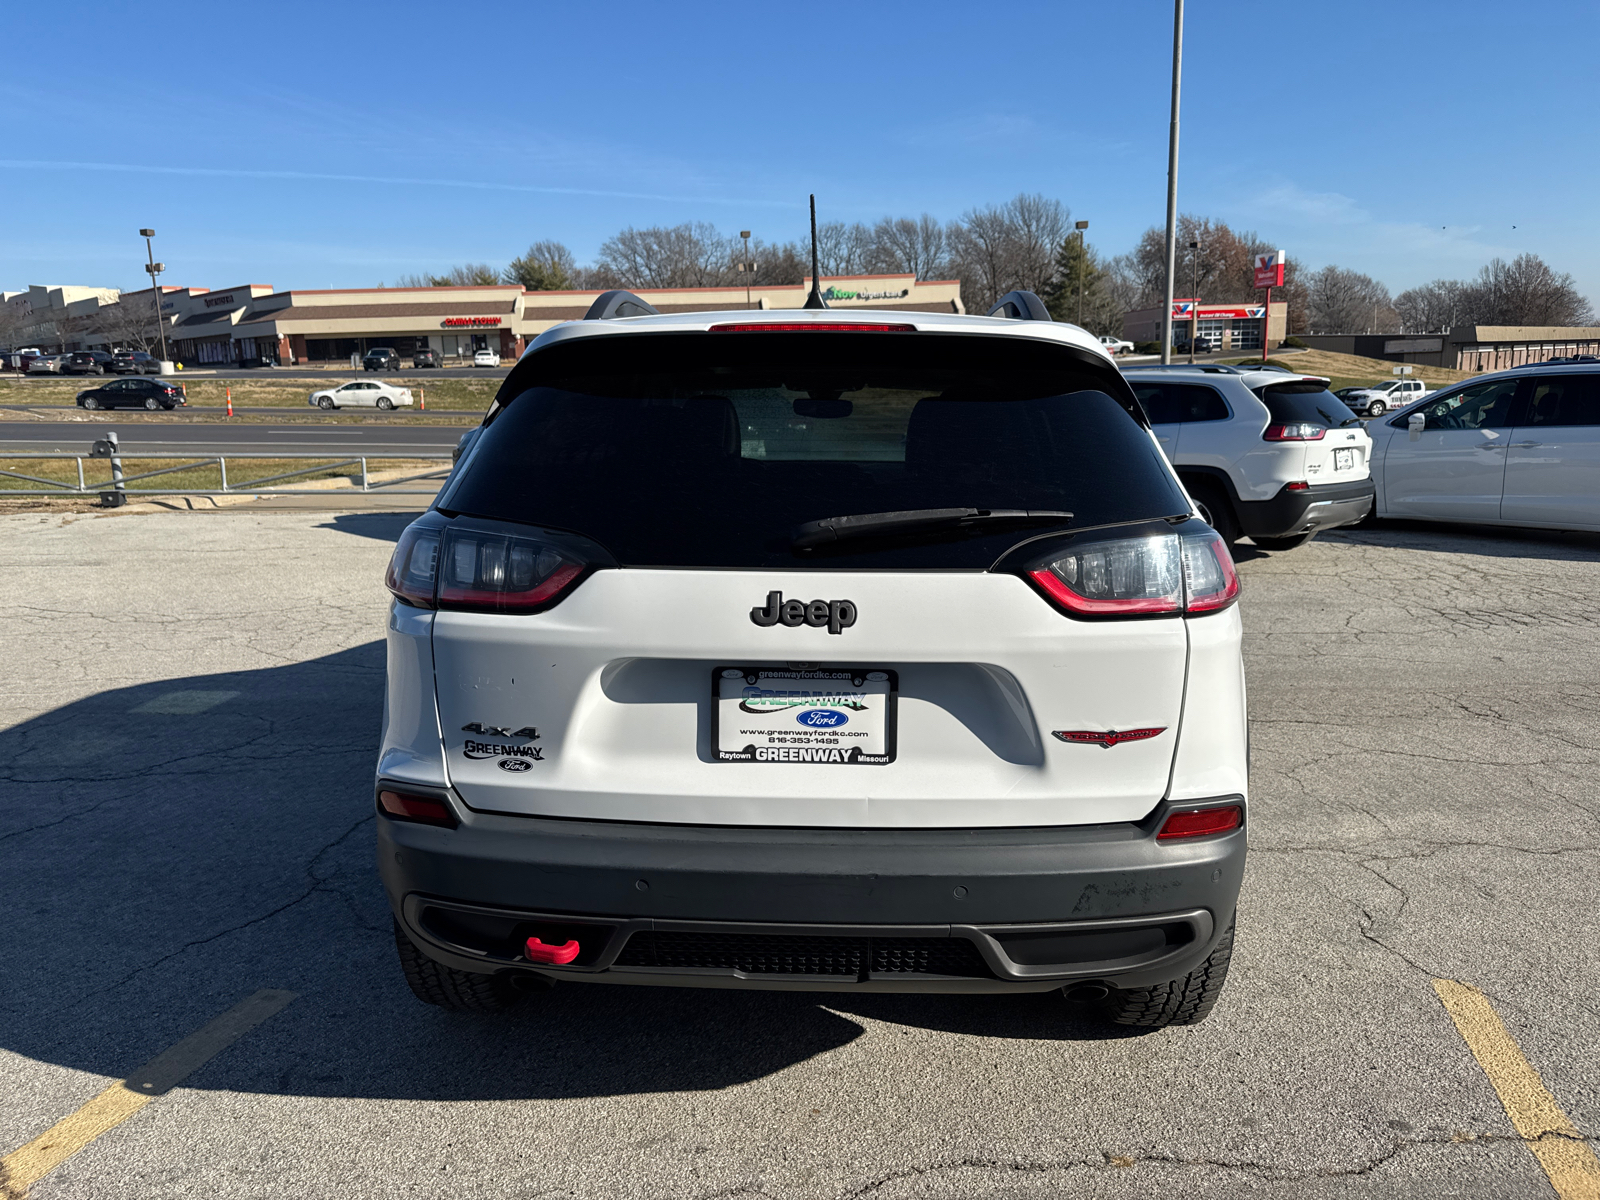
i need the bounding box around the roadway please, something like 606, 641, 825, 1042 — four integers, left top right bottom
0, 420, 466, 456
1, 511, 1597, 1197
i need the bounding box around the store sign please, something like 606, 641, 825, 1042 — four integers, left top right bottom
821, 287, 910, 302
442, 317, 502, 327
1171, 302, 1264, 321
1253, 251, 1285, 289
204, 293, 238, 308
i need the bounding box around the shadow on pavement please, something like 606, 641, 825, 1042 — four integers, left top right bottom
315, 512, 423, 542
1328, 520, 1600, 561
0, 643, 1127, 1105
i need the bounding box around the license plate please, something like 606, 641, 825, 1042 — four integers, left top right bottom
714, 666, 897, 765
1333, 448, 1354, 471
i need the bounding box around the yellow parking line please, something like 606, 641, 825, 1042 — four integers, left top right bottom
0, 989, 296, 1199
1434, 979, 1600, 1200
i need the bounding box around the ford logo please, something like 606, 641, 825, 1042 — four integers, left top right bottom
498, 759, 533, 773
797, 709, 847, 728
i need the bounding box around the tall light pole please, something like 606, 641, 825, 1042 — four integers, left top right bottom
1159, 0, 1184, 364
139, 229, 168, 363
739, 230, 753, 308
1074, 219, 1089, 325
1188, 239, 1200, 364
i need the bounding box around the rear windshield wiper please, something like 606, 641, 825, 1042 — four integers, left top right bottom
793, 507, 1073, 550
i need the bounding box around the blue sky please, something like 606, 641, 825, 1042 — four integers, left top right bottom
5, 0, 1597, 302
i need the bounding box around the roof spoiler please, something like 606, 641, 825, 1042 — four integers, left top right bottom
584, 290, 660, 320
986, 290, 1052, 322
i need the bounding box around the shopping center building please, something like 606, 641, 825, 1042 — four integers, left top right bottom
146, 274, 966, 366
1122, 299, 1289, 352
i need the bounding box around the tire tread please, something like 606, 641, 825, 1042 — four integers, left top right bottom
393, 919, 525, 1012
1103, 917, 1235, 1028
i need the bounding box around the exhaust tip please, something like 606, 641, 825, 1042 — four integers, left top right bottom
1064, 983, 1109, 1002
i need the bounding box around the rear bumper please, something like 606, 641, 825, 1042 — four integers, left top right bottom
1237, 478, 1374, 539
378, 790, 1246, 993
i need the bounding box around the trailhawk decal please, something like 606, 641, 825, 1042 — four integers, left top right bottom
1051, 727, 1167, 749
714, 667, 896, 765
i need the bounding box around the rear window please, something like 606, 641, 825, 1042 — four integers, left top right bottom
1258, 382, 1360, 427
443, 333, 1188, 569
1129, 381, 1230, 424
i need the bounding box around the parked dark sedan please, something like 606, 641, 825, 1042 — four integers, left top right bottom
110, 350, 161, 375
363, 347, 401, 371
412, 347, 440, 368
63, 351, 116, 375
77, 377, 186, 410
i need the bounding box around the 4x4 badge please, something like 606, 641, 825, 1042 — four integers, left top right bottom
461, 724, 538, 739
749, 591, 857, 635
1052, 728, 1166, 749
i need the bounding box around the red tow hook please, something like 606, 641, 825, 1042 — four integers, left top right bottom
524, 937, 580, 965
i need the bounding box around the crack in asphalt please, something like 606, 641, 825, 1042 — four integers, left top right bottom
65, 812, 377, 1008
827, 1129, 1599, 1197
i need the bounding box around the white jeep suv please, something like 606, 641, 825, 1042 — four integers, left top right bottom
377, 291, 1248, 1028
1123, 364, 1375, 550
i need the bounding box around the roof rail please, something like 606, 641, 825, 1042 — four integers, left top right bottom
584, 290, 661, 320
986, 290, 1052, 322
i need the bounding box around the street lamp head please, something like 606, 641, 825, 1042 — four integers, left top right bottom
139, 228, 155, 238
740, 230, 751, 239
1188, 241, 1199, 249
1075, 220, 1089, 230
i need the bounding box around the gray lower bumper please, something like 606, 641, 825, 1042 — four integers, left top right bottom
378, 791, 1246, 993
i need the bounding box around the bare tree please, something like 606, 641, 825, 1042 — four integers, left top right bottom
90, 297, 162, 352
594, 223, 734, 289
868, 215, 948, 280
503, 241, 577, 290
816, 222, 875, 277
947, 194, 1071, 313
1305, 265, 1396, 333
392, 264, 502, 287
1394, 279, 1465, 332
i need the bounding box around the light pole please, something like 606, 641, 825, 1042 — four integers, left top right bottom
739, 230, 753, 308
139, 229, 168, 363
1187, 240, 1200, 364
1159, 0, 1184, 364
1074, 219, 1089, 325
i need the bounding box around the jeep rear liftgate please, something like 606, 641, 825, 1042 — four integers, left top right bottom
427, 567, 1188, 829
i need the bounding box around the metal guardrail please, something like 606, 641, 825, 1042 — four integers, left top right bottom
0, 433, 452, 506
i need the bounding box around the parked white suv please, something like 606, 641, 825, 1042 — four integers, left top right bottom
377, 289, 1248, 1029
1123, 364, 1375, 550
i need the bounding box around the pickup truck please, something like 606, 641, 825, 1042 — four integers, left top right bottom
1347, 377, 1429, 416
1098, 334, 1135, 355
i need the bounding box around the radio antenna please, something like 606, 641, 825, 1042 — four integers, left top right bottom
803, 194, 827, 309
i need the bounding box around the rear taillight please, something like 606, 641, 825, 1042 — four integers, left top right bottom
1027, 528, 1240, 617
378, 789, 458, 828
385, 523, 591, 613
1263, 423, 1326, 441
1179, 528, 1240, 613
1157, 804, 1242, 840
1028, 534, 1183, 615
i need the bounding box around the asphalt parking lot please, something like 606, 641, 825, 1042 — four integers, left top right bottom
2, 511, 1597, 1198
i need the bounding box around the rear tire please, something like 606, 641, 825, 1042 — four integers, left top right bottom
376, 396, 394, 411
144, 397, 159, 410
1252, 532, 1315, 551
1096, 916, 1235, 1028
393, 919, 532, 1012
1186, 479, 1242, 546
